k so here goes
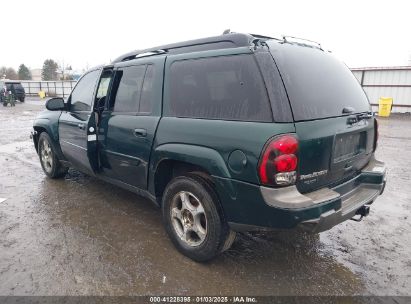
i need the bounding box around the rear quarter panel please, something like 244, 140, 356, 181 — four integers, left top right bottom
152, 117, 295, 184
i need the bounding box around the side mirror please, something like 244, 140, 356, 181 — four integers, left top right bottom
45, 97, 65, 111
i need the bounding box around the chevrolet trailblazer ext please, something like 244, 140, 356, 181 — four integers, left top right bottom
31, 33, 386, 261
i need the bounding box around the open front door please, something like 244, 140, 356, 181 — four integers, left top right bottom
59, 68, 102, 175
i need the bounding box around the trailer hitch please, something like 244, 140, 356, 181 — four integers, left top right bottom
351, 205, 370, 222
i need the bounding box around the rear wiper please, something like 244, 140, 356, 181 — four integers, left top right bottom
345, 109, 373, 125
357, 112, 373, 120
343, 107, 373, 119
342, 106, 355, 114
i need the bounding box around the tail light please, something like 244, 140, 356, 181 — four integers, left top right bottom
373, 118, 378, 152
258, 135, 298, 187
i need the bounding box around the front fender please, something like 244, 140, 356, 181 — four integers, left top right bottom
34, 118, 59, 141
32, 111, 63, 159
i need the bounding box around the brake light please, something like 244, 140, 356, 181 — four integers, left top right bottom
373, 118, 379, 151
258, 135, 298, 187
274, 154, 298, 172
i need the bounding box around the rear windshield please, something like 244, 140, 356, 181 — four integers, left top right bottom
267, 41, 370, 121
6, 83, 24, 91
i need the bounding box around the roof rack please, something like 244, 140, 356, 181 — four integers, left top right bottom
135, 50, 167, 59
250, 33, 277, 40
282, 36, 323, 50
112, 33, 258, 63
112, 32, 286, 63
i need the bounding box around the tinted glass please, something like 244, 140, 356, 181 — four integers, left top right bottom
71, 70, 100, 112
139, 65, 155, 113
254, 51, 292, 122
113, 65, 146, 112
168, 54, 272, 122
6, 83, 24, 92
267, 41, 370, 121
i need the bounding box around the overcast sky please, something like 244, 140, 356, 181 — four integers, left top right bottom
2, 0, 410, 71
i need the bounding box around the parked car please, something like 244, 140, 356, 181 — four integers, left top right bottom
31, 32, 386, 261
0, 80, 25, 102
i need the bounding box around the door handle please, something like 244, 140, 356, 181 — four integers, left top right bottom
133, 128, 147, 137
78, 123, 85, 130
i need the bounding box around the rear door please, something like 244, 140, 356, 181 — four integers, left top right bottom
59, 69, 101, 174
98, 56, 164, 189
267, 41, 375, 193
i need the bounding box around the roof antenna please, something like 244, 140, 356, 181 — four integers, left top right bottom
223, 29, 230, 35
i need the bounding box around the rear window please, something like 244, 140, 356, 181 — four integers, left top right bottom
267, 42, 370, 121
167, 54, 272, 122
5, 83, 23, 92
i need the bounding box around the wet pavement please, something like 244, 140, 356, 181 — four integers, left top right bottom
0, 99, 410, 296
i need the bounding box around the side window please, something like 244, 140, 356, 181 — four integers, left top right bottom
96, 71, 112, 99
139, 65, 155, 113
168, 54, 272, 122
112, 65, 146, 113
95, 69, 113, 109
70, 70, 100, 112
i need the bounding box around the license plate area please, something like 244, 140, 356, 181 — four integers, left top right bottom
333, 132, 366, 163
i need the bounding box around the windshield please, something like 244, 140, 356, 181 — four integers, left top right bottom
267, 41, 370, 121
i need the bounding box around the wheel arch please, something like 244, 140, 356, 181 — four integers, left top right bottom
149, 143, 231, 204
33, 120, 64, 160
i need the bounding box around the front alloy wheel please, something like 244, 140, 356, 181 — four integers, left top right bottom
40, 139, 53, 174
38, 132, 68, 178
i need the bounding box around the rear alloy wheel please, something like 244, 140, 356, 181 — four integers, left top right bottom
162, 174, 235, 262
170, 191, 208, 247
38, 132, 68, 178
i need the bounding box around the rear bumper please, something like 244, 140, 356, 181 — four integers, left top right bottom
297, 178, 385, 233
217, 156, 386, 232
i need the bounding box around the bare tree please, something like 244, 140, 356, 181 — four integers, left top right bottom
0, 66, 18, 80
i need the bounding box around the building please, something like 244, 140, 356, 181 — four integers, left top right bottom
351, 66, 411, 113
30, 69, 42, 81
30, 68, 65, 81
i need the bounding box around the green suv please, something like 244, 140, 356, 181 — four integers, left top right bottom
31, 33, 386, 261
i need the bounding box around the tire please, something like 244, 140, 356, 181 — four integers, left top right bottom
162, 173, 235, 262
20, 97, 25, 102
38, 132, 68, 178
